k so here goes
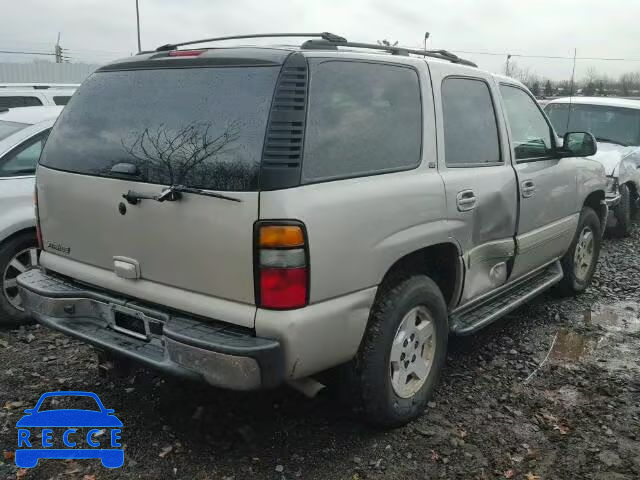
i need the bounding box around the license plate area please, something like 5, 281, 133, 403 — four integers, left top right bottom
109, 305, 164, 341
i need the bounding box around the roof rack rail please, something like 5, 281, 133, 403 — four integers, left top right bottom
301, 39, 476, 67
156, 32, 346, 52
154, 32, 476, 67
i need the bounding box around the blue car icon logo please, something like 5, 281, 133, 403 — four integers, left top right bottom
15, 391, 123, 468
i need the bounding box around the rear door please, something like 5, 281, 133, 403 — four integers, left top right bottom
497, 83, 578, 279
37, 65, 281, 327
430, 65, 518, 305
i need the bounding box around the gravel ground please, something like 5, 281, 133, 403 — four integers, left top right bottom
1, 226, 639, 480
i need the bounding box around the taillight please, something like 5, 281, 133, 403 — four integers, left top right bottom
34, 187, 43, 249
168, 49, 205, 57
255, 223, 308, 309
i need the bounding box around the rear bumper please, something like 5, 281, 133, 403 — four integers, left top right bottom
16, 269, 284, 390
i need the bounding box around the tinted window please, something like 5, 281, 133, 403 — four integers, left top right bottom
0, 96, 43, 108
442, 78, 500, 166
40, 67, 280, 191
545, 103, 640, 147
499, 85, 553, 160
53, 96, 71, 106
302, 61, 421, 182
0, 120, 28, 141
0, 130, 49, 177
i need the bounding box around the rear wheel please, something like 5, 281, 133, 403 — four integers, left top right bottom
347, 275, 448, 427
555, 207, 601, 297
0, 232, 39, 325
611, 183, 631, 238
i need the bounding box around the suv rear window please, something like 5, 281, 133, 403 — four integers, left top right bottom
302, 60, 422, 182
40, 67, 280, 191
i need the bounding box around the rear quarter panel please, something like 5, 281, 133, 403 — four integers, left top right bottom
259, 169, 449, 304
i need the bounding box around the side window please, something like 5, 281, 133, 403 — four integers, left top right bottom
499, 85, 553, 161
0, 96, 43, 108
0, 130, 50, 177
302, 61, 422, 182
442, 77, 501, 166
53, 96, 71, 106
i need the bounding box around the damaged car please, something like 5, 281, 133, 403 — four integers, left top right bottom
545, 97, 640, 236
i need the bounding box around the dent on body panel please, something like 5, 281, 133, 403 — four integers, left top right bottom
470, 184, 517, 246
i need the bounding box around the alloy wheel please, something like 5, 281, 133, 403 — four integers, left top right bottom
389, 306, 436, 398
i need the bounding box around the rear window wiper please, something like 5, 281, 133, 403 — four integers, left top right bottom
595, 137, 628, 147
122, 184, 242, 205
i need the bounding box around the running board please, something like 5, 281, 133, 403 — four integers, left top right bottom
450, 261, 563, 335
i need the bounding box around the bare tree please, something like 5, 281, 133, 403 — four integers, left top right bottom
506, 60, 539, 92
120, 121, 253, 190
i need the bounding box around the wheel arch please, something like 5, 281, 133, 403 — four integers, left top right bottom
582, 190, 606, 231
0, 226, 37, 248
377, 242, 463, 310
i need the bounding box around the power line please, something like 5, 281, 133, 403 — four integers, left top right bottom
450, 49, 640, 62
0, 49, 56, 56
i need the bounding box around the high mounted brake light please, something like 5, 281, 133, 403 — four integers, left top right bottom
255, 223, 308, 310
168, 49, 205, 57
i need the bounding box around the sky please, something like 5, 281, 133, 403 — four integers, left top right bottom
1, 0, 640, 81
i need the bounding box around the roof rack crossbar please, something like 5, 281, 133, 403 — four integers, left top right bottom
156, 32, 346, 52
310, 40, 477, 67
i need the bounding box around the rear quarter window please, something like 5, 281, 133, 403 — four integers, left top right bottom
53, 96, 71, 105
302, 60, 422, 182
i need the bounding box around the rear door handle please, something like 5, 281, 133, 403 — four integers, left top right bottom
521, 180, 536, 198
456, 190, 477, 212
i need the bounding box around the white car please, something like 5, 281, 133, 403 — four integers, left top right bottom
0, 106, 62, 323
0, 84, 78, 108
545, 97, 640, 236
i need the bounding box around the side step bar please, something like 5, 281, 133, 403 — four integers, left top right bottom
450, 261, 563, 335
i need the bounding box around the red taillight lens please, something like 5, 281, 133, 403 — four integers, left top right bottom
260, 268, 307, 309
256, 223, 308, 310
168, 49, 205, 57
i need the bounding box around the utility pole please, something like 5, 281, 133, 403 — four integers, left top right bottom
136, 0, 142, 53
55, 32, 62, 63
505, 54, 512, 76
424, 32, 430, 51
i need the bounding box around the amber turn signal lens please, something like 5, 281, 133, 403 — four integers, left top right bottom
259, 225, 304, 248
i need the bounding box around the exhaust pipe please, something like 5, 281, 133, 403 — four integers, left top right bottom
287, 377, 326, 398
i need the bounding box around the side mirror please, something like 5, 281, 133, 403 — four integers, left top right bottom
560, 132, 597, 157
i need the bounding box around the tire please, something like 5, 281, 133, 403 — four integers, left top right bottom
610, 183, 631, 238
347, 275, 448, 427
555, 207, 601, 297
0, 232, 39, 325
630, 186, 639, 220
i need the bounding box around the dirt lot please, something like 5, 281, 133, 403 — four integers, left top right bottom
1, 227, 639, 480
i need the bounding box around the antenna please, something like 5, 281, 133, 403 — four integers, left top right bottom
423, 32, 430, 58
565, 48, 578, 134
